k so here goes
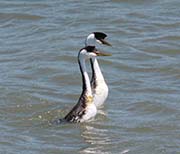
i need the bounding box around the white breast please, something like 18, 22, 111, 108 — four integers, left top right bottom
80, 103, 97, 122
93, 81, 108, 107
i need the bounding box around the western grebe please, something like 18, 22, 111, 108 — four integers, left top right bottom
85, 32, 111, 107
59, 46, 111, 123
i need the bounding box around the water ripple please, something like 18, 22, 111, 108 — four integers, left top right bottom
0, 0, 180, 154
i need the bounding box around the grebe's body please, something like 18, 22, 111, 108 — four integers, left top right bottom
85, 32, 111, 107
64, 46, 97, 122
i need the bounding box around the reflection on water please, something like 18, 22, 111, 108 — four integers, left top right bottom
81, 125, 111, 154
80, 123, 130, 154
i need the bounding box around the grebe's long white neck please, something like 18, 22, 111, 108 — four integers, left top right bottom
90, 57, 105, 81
85, 32, 104, 82
78, 53, 92, 96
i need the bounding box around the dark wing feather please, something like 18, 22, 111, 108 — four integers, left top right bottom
64, 93, 88, 122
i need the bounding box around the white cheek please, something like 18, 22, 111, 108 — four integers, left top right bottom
89, 52, 97, 57
85, 52, 96, 58
96, 40, 102, 44
80, 49, 96, 59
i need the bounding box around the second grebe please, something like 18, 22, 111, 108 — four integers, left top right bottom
85, 32, 111, 107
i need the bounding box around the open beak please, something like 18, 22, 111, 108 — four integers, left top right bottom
93, 50, 112, 56
98, 39, 112, 46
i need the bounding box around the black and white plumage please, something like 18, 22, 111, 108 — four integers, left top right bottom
85, 32, 112, 107
53, 33, 111, 124
61, 46, 110, 123
63, 46, 97, 122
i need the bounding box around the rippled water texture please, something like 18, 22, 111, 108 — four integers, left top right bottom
0, 0, 180, 154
